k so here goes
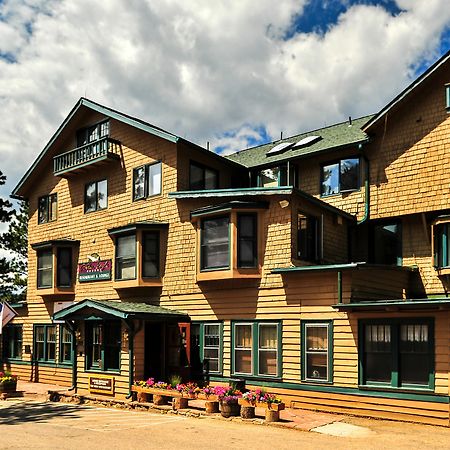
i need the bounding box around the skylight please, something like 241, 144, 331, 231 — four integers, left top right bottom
266, 142, 293, 156
292, 135, 321, 148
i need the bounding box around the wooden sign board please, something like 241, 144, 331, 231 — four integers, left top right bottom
78, 259, 112, 282
89, 376, 115, 395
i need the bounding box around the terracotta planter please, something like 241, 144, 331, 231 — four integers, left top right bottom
205, 401, 219, 414
0, 382, 17, 394
220, 401, 241, 418
240, 405, 255, 419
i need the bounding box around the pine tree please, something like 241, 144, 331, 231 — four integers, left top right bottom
0, 171, 27, 303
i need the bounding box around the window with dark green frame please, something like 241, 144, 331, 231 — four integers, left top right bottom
360, 319, 434, 389
446, 84, 450, 110
301, 321, 333, 383
189, 162, 218, 190
434, 223, 450, 268
237, 213, 257, 268
2, 325, 22, 360
200, 216, 230, 271
191, 322, 223, 374
321, 158, 359, 196
142, 231, 160, 278
86, 321, 121, 372
34, 325, 56, 362
59, 325, 73, 364
232, 322, 281, 378
133, 162, 162, 200
85, 179, 107, 213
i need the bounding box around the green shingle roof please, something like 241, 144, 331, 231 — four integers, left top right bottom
226, 115, 374, 169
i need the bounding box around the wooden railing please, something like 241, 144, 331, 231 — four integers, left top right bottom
53, 137, 121, 175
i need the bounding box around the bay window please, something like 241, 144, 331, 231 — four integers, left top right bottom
115, 234, 136, 280
37, 249, 53, 288
201, 216, 230, 270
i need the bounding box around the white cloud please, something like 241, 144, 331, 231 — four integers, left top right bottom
0, 0, 449, 198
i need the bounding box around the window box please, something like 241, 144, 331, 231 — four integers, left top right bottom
231, 321, 281, 379
193, 205, 266, 282
359, 319, 434, 390
108, 222, 167, 289
321, 157, 360, 196
301, 321, 333, 383
32, 240, 79, 296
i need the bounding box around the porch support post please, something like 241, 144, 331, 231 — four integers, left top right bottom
122, 319, 135, 399
64, 320, 77, 391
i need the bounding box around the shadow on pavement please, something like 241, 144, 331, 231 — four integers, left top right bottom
0, 402, 92, 425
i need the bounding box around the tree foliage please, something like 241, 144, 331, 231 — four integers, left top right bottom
0, 171, 28, 303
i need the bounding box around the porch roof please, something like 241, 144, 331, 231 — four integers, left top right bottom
332, 298, 450, 312
53, 299, 189, 321
272, 262, 418, 274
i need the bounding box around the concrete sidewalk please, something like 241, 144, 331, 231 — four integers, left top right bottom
15, 380, 343, 432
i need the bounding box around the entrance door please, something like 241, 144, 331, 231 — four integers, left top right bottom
144, 322, 163, 380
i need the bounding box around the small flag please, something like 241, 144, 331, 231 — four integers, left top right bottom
0, 302, 17, 334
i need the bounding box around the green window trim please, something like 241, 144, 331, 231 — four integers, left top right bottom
446, 84, 450, 111
59, 325, 74, 365
301, 320, 333, 384
434, 222, 450, 268
2, 324, 23, 360
33, 324, 57, 363
132, 161, 162, 201
231, 321, 282, 379
320, 157, 360, 197
358, 318, 435, 391
192, 322, 223, 375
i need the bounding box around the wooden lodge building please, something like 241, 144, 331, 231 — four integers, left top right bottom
2, 51, 450, 426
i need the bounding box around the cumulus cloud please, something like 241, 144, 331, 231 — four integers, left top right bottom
0, 0, 449, 197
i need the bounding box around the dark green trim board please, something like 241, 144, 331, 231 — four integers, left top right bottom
107, 221, 168, 236
301, 320, 333, 384
192, 321, 224, 375
333, 298, 450, 311
170, 186, 295, 198
191, 201, 269, 219
273, 262, 417, 274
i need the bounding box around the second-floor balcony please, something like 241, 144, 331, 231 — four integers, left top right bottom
53, 137, 121, 177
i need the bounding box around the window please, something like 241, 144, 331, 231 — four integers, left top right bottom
200, 216, 230, 270
301, 322, 333, 382
133, 162, 162, 200
38, 193, 57, 224
446, 84, 450, 110
86, 321, 121, 372
142, 231, 159, 278
59, 325, 73, 364
371, 221, 402, 266
85, 179, 107, 213
256, 165, 296, 188
232, 322, 280, 378
321, 158, 359, 196
434, 222, 450, 268
77, 120, 109, 147
189, 162, 218, 190
2, 325, 22, 360
297, 212, 320, 262
360, 319, 434, 389
34, 325, 56, 362
237, 214, 257, 268
37, 249, 53, 288
191, 322, 223, 374
57, 247, 72, 287
115, 234, 136, 280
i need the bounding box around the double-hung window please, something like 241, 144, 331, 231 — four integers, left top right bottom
86, 321, 121, 372
297, 212, 320, 262
38, 193, 57, 224
232, 322, 280, 378
37, 250, 53, 288
85, 179, 107, 213
34, 325, 56, 362
37, 247, 73, 289
2, 325, 22, 360
189, 162, 218, 190
133, 162, 162, 200
301, 321, 333, 382
57, 248, 73, 287
321, 158, 359, 196
59, 325, 73, 364
142, 231, 159, 278
191, 322, 223, 374
201, 216, 230, 270
434, 222, 450, 268
360, 319, 434, 389
237, 214, 257, 268
115, 234, 136, 280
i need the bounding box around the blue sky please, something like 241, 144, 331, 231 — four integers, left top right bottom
0, 0, 449, 202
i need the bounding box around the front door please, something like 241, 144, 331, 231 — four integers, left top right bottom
144, 322, 163, 380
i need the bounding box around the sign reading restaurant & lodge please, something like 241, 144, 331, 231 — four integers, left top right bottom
78, 259, 112, 282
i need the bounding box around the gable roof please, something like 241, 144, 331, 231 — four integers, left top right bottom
363, 49, 450, 132
12, 98, 181, 199
225, 115, 373, 169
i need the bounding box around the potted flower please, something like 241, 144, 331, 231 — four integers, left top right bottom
0, 372, 18, 394
215, 385, 242, 418
258, 392, 284, 410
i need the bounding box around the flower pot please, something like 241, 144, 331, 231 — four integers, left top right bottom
205, 401, 219, 414
240, 405, 255, 419
220, 401, 241, 418
0, 382, 17, 394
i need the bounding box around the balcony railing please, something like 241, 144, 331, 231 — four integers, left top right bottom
53, 137, 121, 176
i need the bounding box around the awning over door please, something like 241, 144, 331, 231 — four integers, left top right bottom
53, 298, 190, 322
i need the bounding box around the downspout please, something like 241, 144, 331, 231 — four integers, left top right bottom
337, 271, 343, 304
358, 153, 370, 225
65, 320, 77, 391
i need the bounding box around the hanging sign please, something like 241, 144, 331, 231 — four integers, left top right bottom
0, 302, 17, 334
78, 259, 112, 282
